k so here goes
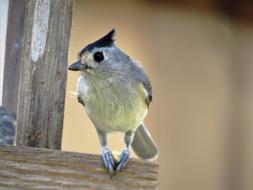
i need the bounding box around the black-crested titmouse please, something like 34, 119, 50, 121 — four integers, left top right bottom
68, 29, 158, 173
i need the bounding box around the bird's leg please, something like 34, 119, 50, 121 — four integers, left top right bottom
96, 128, 114, 173
116, 129, 135, 171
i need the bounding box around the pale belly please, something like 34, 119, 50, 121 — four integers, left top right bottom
77, 76, 147, 132
88, 100, 147, 132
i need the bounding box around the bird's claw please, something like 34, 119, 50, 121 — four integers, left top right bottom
102, 148, 130, 175
116, 148, 130, 172
102, 147, 115, 174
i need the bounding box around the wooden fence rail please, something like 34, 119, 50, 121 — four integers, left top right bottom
0, 145, 159, 190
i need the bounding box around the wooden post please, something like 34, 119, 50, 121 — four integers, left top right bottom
16, 0, 73, 149
0, 0, 9, 106
2, 0, 26, 113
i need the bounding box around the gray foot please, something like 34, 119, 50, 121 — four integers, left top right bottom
102, 147, 115, 173
116, 148, 130, 172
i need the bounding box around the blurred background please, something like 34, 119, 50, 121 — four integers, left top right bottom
63, 0, 253, 190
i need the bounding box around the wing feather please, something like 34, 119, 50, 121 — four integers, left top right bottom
131, 64, 153, 106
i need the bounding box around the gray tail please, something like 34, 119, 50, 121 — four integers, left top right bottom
131, 124, 159, 160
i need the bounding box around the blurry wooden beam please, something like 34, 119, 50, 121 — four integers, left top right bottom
218, 0, 253, 23
224, 30, 251, 190
0, 0, 9, 106
2, 0, 26, 113
146, 0, 253, 24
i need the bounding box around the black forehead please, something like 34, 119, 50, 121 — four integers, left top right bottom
78, 29, 115, 57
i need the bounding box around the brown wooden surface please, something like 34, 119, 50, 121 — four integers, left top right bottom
2, 0, 26, 113
148, 0, 253, 24
0, 145, 158, 190
16, 0, 73, 149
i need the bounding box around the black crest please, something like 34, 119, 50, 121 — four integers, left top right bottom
79, 29, 116, 56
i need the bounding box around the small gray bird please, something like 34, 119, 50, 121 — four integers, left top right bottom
68, 29, 158, 173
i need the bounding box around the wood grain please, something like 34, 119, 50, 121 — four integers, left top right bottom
16, 0, 73, 149
0, 0, 9, 105
2, 0, 26, 112
0, 145, 159, 190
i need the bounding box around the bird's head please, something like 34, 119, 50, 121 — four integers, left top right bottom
68, 29, 132, 78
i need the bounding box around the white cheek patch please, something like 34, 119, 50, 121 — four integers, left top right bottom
81, 53, 94, 67
87, 54, 98, 68
31, 0, 50, 62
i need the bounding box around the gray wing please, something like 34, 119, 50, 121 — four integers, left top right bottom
131, 64, 153, 106
142, 77, 152, 105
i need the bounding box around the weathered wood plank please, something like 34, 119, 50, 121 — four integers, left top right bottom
16, 0, 73, 149
0, 145, 159, 190
2, 0, 26, 112
0, 0, 9, 105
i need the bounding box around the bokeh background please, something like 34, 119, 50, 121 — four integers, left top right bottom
63, 1, 253, 190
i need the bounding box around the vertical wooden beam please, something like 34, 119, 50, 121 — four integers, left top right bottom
0, 0, 9, 106
16, 0, 73, 149
225, 29, 250, 190
2, 0, 26, 113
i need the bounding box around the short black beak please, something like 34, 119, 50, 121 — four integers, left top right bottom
68, 60, 88, 71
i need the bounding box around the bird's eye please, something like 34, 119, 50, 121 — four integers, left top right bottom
93, 52, 104, 63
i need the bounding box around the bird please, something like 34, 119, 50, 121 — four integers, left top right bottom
68, 29, 158, 174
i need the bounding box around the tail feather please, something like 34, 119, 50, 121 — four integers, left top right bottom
131, 124, 159, 160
